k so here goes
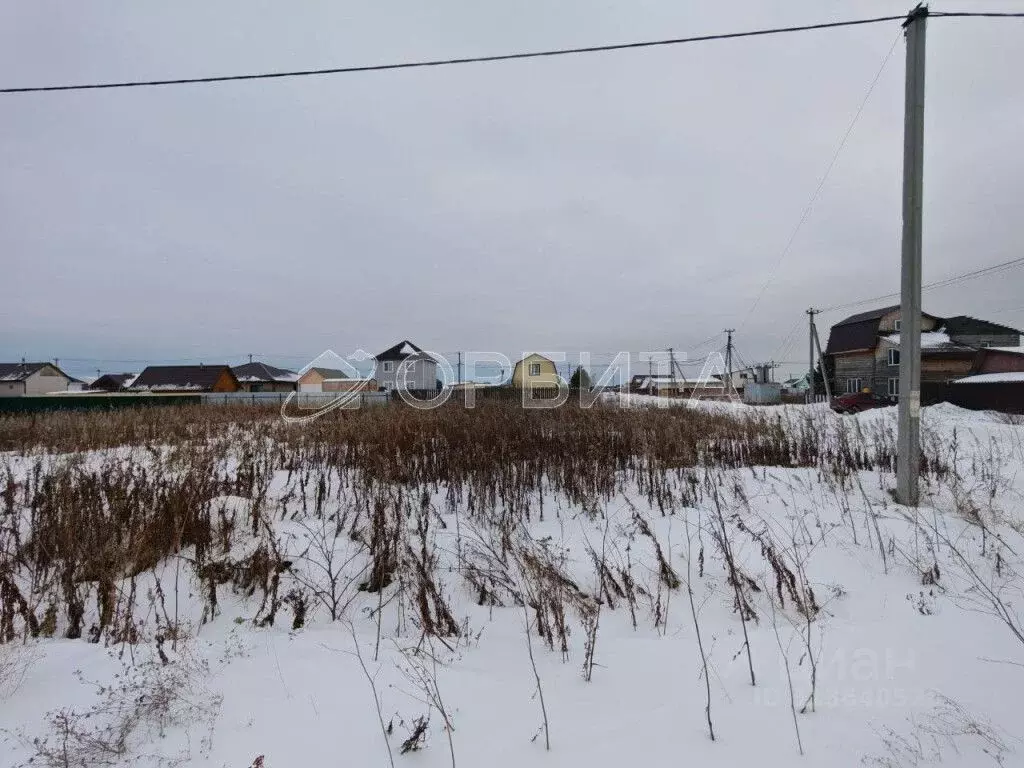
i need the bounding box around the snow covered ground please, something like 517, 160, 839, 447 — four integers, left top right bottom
2, 402, 1023, 767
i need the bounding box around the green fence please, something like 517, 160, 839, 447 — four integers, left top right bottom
0, 394, 202, 415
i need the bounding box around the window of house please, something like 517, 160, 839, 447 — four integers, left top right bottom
888, 377, 899, 397
383, 361, 393, 373
980, 341, 991, 348
846, 378, 863, 394
529, 363, 541, 376
894, 319, 902, 332
888, 349, 900, 366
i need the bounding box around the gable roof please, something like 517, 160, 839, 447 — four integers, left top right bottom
827, 305, 1022, 357
233, 362, 299, 383
90, 373, 134, 390
376, 340, 425, 361
513, 353, 557, 372
303, 366, 349, 380
0, 362, 69, 382
825, 306, 941, 356
833, 305, 901, 327
130, 365, 236, 391
941, 315, 1021, 337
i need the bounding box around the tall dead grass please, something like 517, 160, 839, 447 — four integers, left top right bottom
0, 400, 945, 646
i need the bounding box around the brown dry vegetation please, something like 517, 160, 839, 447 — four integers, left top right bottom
0, 399, 944, 648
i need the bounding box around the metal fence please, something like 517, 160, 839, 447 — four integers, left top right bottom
200, 391, 389, 408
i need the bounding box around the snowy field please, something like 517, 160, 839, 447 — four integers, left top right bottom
1, 399, 1023, 767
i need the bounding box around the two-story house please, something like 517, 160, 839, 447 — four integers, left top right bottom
511, 353, 561, 392
374, 340, 438, 393
824, 306, 1020, 397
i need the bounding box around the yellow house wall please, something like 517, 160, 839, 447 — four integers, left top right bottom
511, 354, 560, 388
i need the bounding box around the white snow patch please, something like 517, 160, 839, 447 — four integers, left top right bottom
884, 331, 953, 348
954, 371, 1024, 384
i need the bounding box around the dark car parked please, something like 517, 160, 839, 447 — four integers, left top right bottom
830, 391, 896, 414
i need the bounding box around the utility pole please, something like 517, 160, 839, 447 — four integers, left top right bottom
457, 351, 463, 385
806, 309, 819, 399
648, 357, 654, 376
723, 329, 735, 395
248, 353, 253, 364
897, 5, 928, 507
668, 347, 678, 392
811, 322, 832, 400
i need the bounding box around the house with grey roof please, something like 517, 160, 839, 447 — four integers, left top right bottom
232, 362, 299, 393
374, 340, 438, 393
0, 362, 73, 397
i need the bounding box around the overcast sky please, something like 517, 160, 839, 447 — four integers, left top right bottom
2, 0, 1022, 380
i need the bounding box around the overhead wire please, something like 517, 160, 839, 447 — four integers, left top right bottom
735, 26, 902, 332
820, 256, 1024, 314
0, 15, 910, 94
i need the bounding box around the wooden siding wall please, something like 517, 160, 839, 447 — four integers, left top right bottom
877, 310, 939, 333
212, 371, 240, 393
979, 351, 1024, 374
833, 352, 875, 392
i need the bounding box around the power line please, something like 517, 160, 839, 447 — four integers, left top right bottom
820, 255, 1024, 314
769, 316, 804, 362
0, 15, 909, 95
736, 27, 901, 331
931, 11, 1024, 18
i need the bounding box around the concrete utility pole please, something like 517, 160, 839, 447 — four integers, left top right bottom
811, 322, 832, 400
668, 347, 678, 391
457, 351, 463, 385
722, 329, 735, 394
897, 5, 928, 507
806, 308, 819, 399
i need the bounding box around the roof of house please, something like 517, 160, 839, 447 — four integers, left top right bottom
878, 330, 979, 360
233, 362, 299, 383
954, 372, 1024, 384
631, 375, 723, 388
513, 353, 557, 373
880, 332, 962, 350
303, 367, 350, 380
0, 362, 69, 382
941, 315, 1021, 337
833, 305, 902, 327
90, 373, 134, 389
824, 306, 1017, 356
129, 365, 236, 391
826, 306, 945, 356
376, 340, 425, 361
